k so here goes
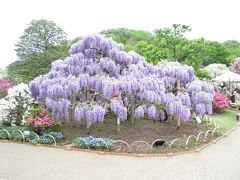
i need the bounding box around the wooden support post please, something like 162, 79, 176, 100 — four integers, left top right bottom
176, 117, 180, 130
87, 125, 90, 134
117, 118, 120, 136
130, 95, 136, 126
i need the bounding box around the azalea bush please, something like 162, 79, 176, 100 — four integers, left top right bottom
0, 83, 36, 126
213, 92, 229, 112
73, 136, 114, 150
26, 107, 62, 134
0, 79, 13, 98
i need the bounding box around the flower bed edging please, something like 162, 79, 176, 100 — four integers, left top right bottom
0, 122, 239, 158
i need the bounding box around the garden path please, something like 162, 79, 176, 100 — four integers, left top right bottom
0, 127, 240, 180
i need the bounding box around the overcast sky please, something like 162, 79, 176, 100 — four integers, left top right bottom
0, 0, 240, 68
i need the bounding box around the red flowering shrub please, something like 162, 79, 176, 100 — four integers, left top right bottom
0, 79, 13, 98
213, 92, 229, 111
26, 107, 62, 135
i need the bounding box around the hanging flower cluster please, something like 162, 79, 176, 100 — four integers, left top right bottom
187, 80, 215, 115
29, 34, 214, 128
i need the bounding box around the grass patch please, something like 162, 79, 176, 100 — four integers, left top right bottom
187, 140, 198, 149
210, 109, 238, 132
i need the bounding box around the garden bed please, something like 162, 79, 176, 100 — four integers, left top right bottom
59, 109, 238, 154
1, 109, 238, 154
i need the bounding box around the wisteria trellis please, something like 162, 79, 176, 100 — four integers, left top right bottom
29, 34, 214, 129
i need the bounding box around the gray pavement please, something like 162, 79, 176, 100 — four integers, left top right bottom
0, 127, 240, 180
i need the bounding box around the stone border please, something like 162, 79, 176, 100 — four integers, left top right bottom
0, 122, 239, 157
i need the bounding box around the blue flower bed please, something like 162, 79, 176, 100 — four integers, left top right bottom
43, 132, 64, 140
0, 128, 64, 145
25, 132, 64, 145
73, 136, 114, 150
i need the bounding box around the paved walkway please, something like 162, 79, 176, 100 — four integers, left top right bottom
0, 127, 240, 180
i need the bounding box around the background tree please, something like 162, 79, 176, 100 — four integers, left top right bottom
136, 24, 206, 70
224, 40, 240, 61
101, 28, 153, 51
154, 24, 192, 61
202, 41, 231, 66
15, 19, 67, 60
7, 19, 69, 84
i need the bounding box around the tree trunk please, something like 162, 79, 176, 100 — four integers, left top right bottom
176, 78, 181, 130
173, 44, 177, 60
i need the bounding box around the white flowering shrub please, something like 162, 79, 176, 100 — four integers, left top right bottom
203, 64, 230, 79
0, 83, 36, 126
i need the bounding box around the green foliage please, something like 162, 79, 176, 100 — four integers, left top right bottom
224, 40, 240, 60
0, 126, 30, 140
210, 109, 238, 132
6, 19, 70, 84
202, 41, 231, 66
15, 19, 67, 60
101, 25, 239, 71
187, 140, 198, 148
195, 69, 211, 80
154, 24, 192, 61
7, 41, 70, 84
0, 130, 9, 139
136, 24, 205, 69
10, 131, 24, 141
101, 28, 153, 45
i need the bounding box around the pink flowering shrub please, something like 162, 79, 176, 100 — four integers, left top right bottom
213, 92, 229, 111
0, 79, 13, 98
26, 107, 61, 134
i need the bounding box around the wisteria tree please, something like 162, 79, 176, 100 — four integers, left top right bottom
30, 34, 214, 131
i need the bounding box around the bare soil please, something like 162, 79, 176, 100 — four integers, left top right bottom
60, 115, 215, 154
